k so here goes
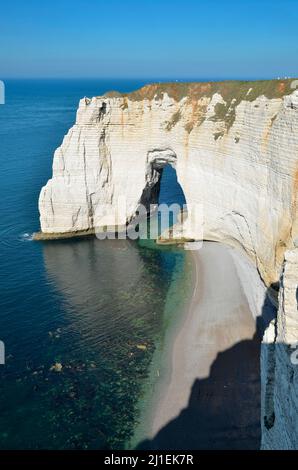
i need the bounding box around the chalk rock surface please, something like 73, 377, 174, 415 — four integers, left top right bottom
262, 248, 298, 449
39, 80, 298, 285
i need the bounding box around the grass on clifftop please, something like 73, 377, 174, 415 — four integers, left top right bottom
123, 79, 296, 103
104, 79, 297, 134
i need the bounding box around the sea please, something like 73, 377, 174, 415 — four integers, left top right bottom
0, 79, 192, 449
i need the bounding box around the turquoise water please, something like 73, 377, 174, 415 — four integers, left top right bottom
0, 80, 190, 449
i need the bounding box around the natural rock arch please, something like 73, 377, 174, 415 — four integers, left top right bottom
139, 148, 178, 211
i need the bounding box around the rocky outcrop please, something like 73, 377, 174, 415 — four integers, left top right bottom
37, 79, 298, 448
262, 248, 298, 449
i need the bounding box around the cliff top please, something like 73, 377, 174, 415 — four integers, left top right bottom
104, 78, 297, 103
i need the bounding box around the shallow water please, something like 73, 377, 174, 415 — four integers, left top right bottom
0, 80, 191, 449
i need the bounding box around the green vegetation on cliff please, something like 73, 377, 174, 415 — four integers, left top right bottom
103, 79, 297, 135
125, 79, 296, 103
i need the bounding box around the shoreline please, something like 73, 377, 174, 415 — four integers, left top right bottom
135, 241, 262, 449
130, 247, 196, 448
33, 228, 96, 241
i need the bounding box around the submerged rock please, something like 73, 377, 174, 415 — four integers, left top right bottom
50, 362, 63, 373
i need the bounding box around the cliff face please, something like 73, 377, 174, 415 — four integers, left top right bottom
39, 80, 298, 286
262, 248, 298, 449
38, 80, 298, 448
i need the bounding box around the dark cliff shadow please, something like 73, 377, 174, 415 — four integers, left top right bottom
137, 288, 277, 450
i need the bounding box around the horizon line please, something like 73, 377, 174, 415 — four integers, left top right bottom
1, 76, 294, 82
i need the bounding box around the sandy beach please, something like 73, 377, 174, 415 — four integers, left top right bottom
138, 241, 261, 449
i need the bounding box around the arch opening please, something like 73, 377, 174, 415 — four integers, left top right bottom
137, 151, 188, 243
139, 149, 179, 212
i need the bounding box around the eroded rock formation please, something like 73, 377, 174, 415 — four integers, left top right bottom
262, 248, 298, 449
37, 80, 298, 448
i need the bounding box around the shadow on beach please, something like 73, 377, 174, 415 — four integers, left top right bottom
137, 287, 277, 450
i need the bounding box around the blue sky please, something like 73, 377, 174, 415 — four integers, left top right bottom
1, 0, 298, 79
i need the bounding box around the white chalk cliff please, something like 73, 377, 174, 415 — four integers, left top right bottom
38, 80, 298, 449
261, 247, 298, 449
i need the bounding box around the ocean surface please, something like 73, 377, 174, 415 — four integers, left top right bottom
0, 80, 192, 449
